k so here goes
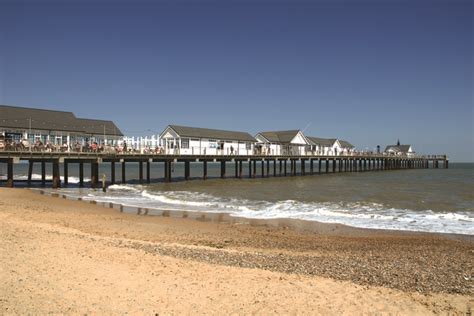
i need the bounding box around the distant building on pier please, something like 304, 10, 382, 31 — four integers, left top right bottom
385, 140, 415, 157
255, 130, 311, 156
0, 105, 123, 147
159, 125, 257, 155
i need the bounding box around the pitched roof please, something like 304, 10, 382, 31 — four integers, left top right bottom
0, 105, 123, 136
339, 140, 355, 149
307, 137, 337, 147
256, 130, 301, 143
166, 125, 256, 142
385, 145, 412, 153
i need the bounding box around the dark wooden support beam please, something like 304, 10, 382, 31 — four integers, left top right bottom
253, 160, 257, 178
239, 160, 243, 178
261, 160, 265, 178
167, 161, 173, 182
203, 161, 208, 180
301, 159, 306, 175
234, 160, 239, 178
364, 159, 367, 171
332, 159, 336, 173
28, 161, 34, 185
91, 162, 99, 188
122, 161, 126, 184
318, 159, 322, 174
248, 160, 252, 179
146, 161, 151, 183
111, 161, 116, 184
221, 161, 226, 178
79, 162, 84, 187
63, 161, 68, 185
6, 160, 14, 188
266, 159, 270, 176
273, 159, 277, 177
279, 160, 282, 176
325, 159, 329, 173
310, 159, 314, 175
41, 161, 46, 186
185, 161, 190, 180
284, 160, 287, 176
139, 161, 144, 183
52, 160, 61, 189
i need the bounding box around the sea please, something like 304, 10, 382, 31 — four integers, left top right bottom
1, 161, 473, 235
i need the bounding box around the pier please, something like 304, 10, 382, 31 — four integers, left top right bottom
0, 151, 449, 188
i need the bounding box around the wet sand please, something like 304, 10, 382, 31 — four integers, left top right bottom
0, 188, 472, 314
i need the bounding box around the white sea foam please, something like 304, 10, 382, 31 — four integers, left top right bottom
49, 186, 474, 235
0, 173, 89, 184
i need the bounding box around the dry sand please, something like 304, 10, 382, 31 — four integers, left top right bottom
0, 188, 472, 314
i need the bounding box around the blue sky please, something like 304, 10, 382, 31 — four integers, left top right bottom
1, 0, 472, 161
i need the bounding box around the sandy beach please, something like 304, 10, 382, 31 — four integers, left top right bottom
0, 188, 472, 314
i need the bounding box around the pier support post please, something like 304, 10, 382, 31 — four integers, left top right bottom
279, 160, 282, 176
318, 159, 322, 174
146, 161, 151, 183
266, 160, 270, 176
6, 160, 13, 188
239, 160, 243, 178
203, 161, 208, 180
185, 161, 191, 180
248, 160, 252, 179
332, 159, 336, 173
445, 160, 449, 169
91, 161, 99, 188
221, 161, 226, 178
261, 160, 265, 178
27, 161, 33, 185
121, 161, 126, 184
52, 160, 61, 189
166, 161, 172, 182
139, 161, 144, 183
234, 160, 238, 178
63, 161, 68, 186
79, 162, 84, 187
301, 159, 306, 176
273, 160, 277, 177
284, 160, 287, 176
325, 159, 329, 173
359, 159, 362, 172
364, 159, 367, 171
253, 160, 257, 178
310, 159, 314, 175
41, 161, 46, 186
111, 161, 116, 184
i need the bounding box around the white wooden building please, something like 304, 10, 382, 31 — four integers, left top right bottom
255, 130, 311, 156
385, 141, 415, 157
307, 137, 341, 156
159, 125, 257, 155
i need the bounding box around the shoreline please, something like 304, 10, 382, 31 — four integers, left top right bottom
1, 187, 473, 314
38, 187, 474, 241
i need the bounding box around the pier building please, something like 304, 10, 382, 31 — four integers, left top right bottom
255, 130, 311, 156
159, 125, 257, 155
385, 140, 415, 157
0, 105, 123, 150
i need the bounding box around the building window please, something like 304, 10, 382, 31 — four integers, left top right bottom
181, 138, 189, 149
246, 142, 252, 150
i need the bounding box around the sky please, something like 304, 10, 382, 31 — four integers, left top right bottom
0, 0, 472, 161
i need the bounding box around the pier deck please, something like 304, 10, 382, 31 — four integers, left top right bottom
0, 151, 449, 188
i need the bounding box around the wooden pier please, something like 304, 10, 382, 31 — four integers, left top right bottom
0, 152, 449, 188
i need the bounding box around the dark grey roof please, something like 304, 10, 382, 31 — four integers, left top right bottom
0, 105, 123, 136
257, 130, 301, 143
166, 125, 256, 142
385, 145, 412, 153
339, 140, 354, 149
307, 137, 337, 147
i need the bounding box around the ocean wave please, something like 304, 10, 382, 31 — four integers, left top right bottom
1, 173, 89, 184
52, 186, 474, 235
